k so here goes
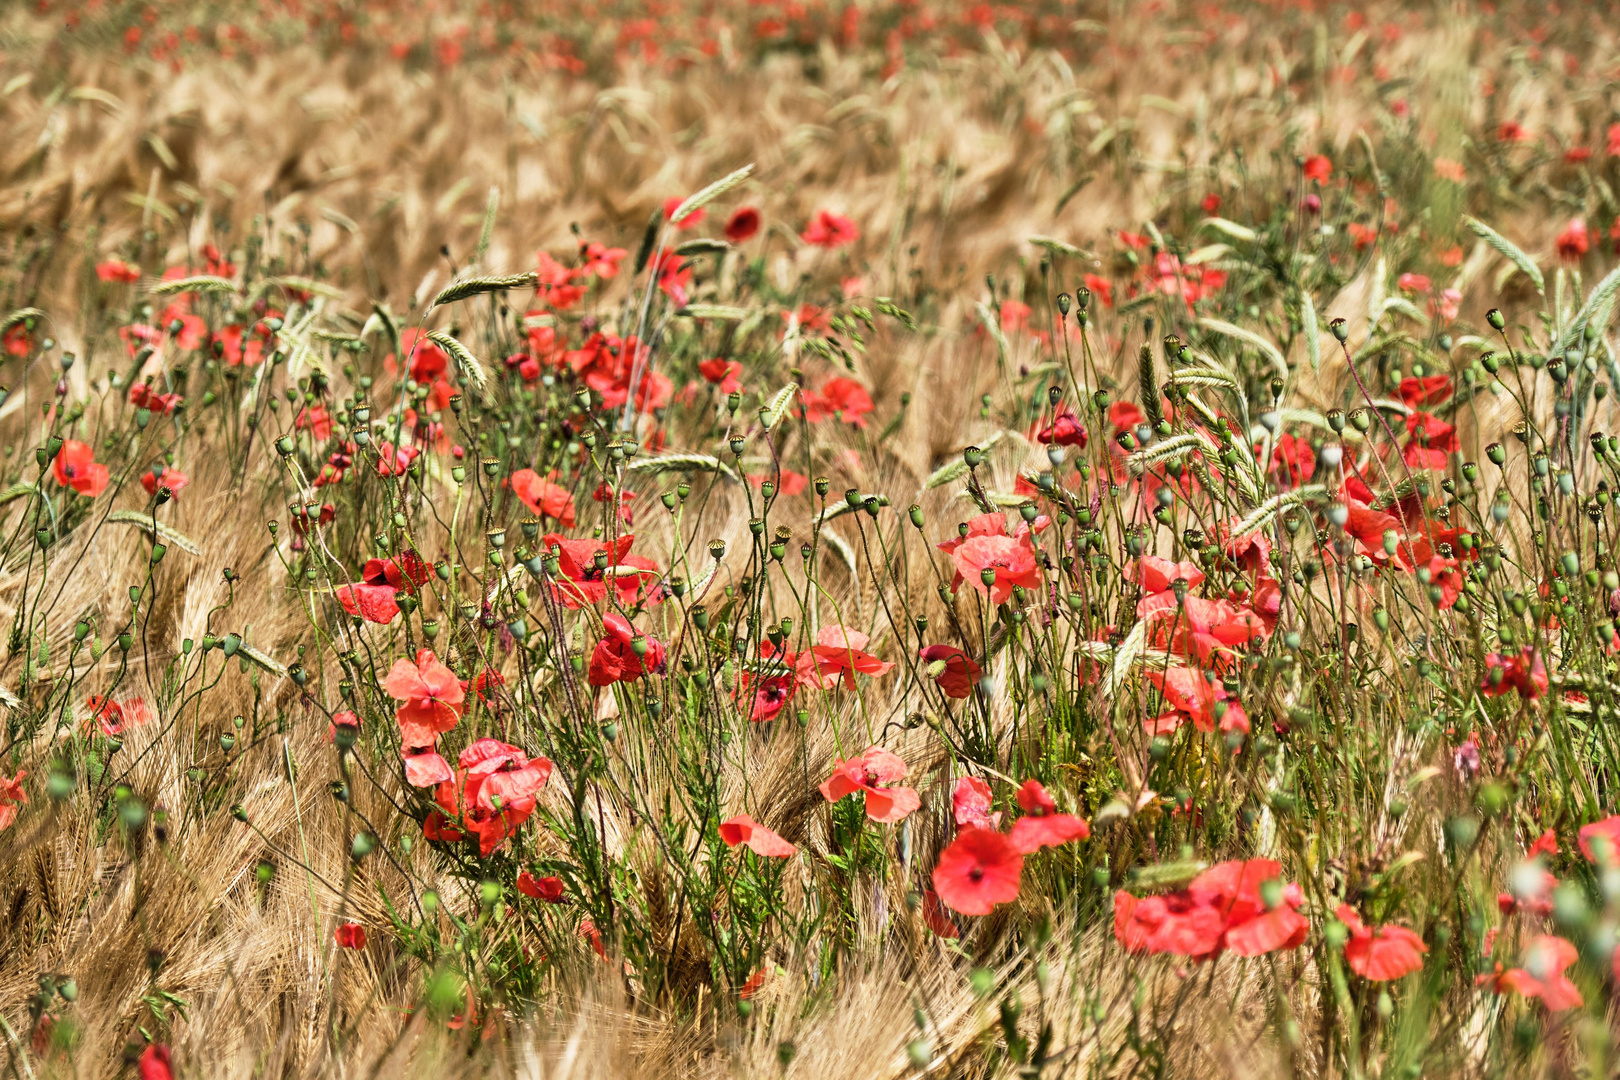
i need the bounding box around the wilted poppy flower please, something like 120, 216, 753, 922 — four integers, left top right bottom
698, 358, 743, 394
1477, 935, 1582, 1011
517, 872, 566, 902
1480, 648, 1548, 699
138, 1044, 174, 1080
801, 377, 874, 427
588, 613, 667, 686
510, 469, 576, 527
663, 195, 705, 229
921, 644, 981, 698
952, 776, 1001, 831
1007, 779, 1090, 853
819, 746, 920, 823
1337, 905, 1427, 980
53, 441, 109, 497
803, 625, 894, 688
932, 826, 1024, 915
800, 209, 859, 248
0, 771, 26, 831
335, 922, 367, 949
724, 206, 761, 242
385, 649, 465, 748
719, 814, 797, 856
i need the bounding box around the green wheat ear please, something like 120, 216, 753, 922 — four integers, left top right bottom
1139, 343, 1163, 428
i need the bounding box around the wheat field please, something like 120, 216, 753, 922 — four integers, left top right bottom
3, 2, 1620, 1078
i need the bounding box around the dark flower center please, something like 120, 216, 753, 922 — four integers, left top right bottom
969, 866, 984, 882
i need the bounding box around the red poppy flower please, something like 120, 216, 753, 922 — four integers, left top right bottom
138, 1044, 174, 1080
932, 826, 1024, 915
937, 512, 1044, 606
85, 696, 153, 737
1302, 154, 1332, 183
1402, 411, 1457, 469
1083, 273, 1114, 308
819, 745, 921, 823
1129, 554, 1206, 597
384, 649, 465, 748
1556, 218, 1590, 262
579, 241, 627, 279
1579, 815, 1620, 863
719, 814, 797, 856
802, 625, 894, 689
1200, 193, 1222, 213
1480, 648, 1548, 700
510, 469, 576, 528
747, 470, 808, 496
1008, 779, 1090, 853
1115, 859, 1307, 960
335, 922, 367, 949
541, 533, 662, 610
517, 872, 566, 902
1477, 935, 1582, 1011
581, 919, 608, 960
1337, 905, 1427, 980
327, 710, 360, 744
0, 770, 25, 832
140, 466, 188, 497
663, 195, 705, 229
920, 644, 981, 698
1144, 666, 1250, 736
336, 581, 400, 624
1034, 408, 1088, 448
737, 641, 799, 722
698, 358, 744, 394
434, 739, 553, 856
800, 209, 859, 248
403, 746, 453, 787
1397, 272, 1431, 294
1528, 829, 1559, 858
952, 775, 1001, 831
128, 382, 183, 416
1398, 374, 1452, 409
724, 206, 761, 242
801, 377, 875, 427
52, 441, 109, 497
97, 259, 141, 283
588, 613, 667, 686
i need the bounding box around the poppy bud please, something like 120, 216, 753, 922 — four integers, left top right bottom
760, 480, 776, 500
863, 496, 882, 517
275, 435, 295, 457
692, 607, 709, 631
908, 504, 924, 528
1329, 318, 1348, 343
1487, 308, 1505, 331
351, 833, 375, 860
963, 446, 984, 468
1348, 409, 1371, 432
980, 567, 998, 588
709, 539, 726, 561
1056, 293, 1071, 316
